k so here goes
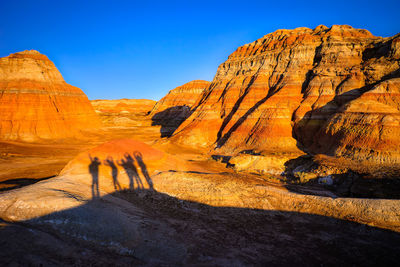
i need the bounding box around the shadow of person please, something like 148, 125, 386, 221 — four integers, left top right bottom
104, 156, 122, 191
133, 151, 154, 191
88, 154, 101, 199
117, 153, 143, 190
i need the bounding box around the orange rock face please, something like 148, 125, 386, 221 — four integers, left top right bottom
172, 25, 400, 163
0, 50, 100, 141
150, 80, 210, 137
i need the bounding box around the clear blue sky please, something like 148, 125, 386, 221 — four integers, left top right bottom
1, 0, 399, 100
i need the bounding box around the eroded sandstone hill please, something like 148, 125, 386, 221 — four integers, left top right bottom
172, 25, 400, 164
0, 50, 100, 141
150, 80, 210, 137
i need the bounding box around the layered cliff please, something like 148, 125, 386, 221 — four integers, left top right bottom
172, 25, 400, 164
0, 50, 100, 141
150, 80, 210, 137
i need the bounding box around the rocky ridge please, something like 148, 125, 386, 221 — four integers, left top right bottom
150, 80, 210, 137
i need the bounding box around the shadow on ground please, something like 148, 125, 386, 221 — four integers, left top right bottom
1, 186, 400, 266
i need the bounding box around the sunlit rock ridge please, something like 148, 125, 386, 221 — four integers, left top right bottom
150, 80, 210, 137
172, 25, 400, 164
0, 50, 100, 141
151, 80, 211, 113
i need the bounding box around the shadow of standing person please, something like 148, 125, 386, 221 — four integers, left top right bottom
133, 151, 154, 191
104, 156, 122, 191
88, 154, 101, 199
117, 153, 143, 190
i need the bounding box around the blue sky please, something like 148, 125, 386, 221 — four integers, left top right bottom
1, 0, 399, 100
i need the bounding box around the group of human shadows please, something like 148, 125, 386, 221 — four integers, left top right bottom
88, 151, 154, 199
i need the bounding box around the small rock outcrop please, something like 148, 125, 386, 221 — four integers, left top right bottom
0, 50, 100, 141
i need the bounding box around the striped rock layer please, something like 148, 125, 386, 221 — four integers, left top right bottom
0, 50, 100, 141
151, 80, 211, 114
150, 80, 210, 137
172, 25, 400, 163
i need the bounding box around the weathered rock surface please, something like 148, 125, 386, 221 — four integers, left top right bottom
150, 80, 210, 137
0, 50, 100, 141
91, 99, 156, 127
171, 25, 400, 165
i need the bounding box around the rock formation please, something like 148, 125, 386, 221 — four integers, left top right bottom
0, 50, 100, 141
150, 80, 210, 137
171, 25, 400, 165
91, 99, 156, 127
